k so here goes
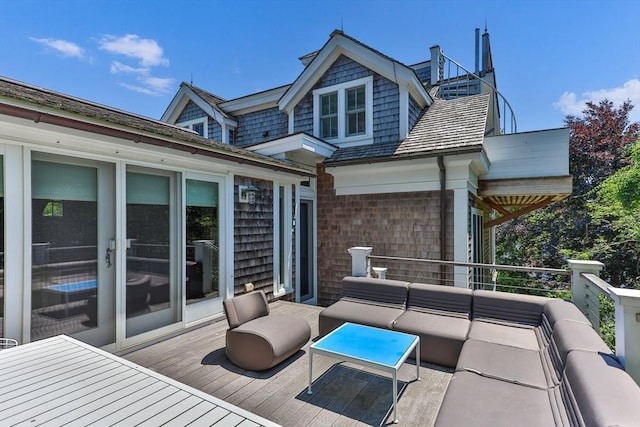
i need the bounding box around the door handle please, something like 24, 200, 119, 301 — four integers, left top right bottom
106, 239, 116, 268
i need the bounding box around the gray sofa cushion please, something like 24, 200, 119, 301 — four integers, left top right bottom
540, 298, 591, 345
223, 290, 269, 329
393, 310, 470, 368
225, 314, 311, 371
562, 350, 640, 427
467, 319, 542, 350
434, 371, 560, 427
473, 290, 548, 325
341, 276, 409, 309
456, 339, 551, 389
406, 282, 472, 316
549, 320, 614, 368
318, 300, 405, 337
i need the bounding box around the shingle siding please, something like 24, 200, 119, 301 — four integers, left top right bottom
208, 121, 222, 142
372, 75, 399, 143
408, 94, 422, 131
234, 107, 289, 147
316, 167, 454, 307
413, 64, 431, 83
294, 93, 313, 134
176, 101, 206, 123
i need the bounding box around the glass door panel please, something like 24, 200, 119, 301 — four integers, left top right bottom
125, 169, 179, 337
185, 178, 222, 323
30, 157, 115, 346
299, 200, 314, 302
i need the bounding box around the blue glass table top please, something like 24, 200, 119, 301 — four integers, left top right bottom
47, 280, 97, 293
312, 323, 418, 368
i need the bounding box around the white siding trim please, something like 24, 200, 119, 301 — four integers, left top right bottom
399, 86, 409, 139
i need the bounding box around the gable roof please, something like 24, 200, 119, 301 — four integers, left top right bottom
0, 77, 313, 176
324, 93, 490, 164
161, 82, 235, 126
278, 30, 432, 113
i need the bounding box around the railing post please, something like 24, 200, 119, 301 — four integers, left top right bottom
430, 45, 442, 85
609, 287, 640, 384
348, 246, 372, 277
372, 267, 388, 280
568, 260, 604, 325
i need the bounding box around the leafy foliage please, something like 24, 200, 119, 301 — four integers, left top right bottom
496, 100, 640, 289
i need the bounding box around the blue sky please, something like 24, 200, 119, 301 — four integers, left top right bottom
1, 0, 639, 132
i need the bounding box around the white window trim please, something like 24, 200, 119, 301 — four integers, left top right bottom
176, 117, 208, 139
273, 183, 293, 297
313, 76, 374, 147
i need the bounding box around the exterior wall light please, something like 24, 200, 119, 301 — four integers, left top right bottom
239, 184, 259, 204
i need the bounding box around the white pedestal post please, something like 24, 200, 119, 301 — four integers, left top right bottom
348, 246, 373, 277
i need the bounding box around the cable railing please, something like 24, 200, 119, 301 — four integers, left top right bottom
368, 255, 571, 297
438, 52, 517, 134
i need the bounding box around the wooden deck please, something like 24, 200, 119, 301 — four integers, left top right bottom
123, 301, 453, 426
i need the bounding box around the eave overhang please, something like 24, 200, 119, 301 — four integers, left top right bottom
0, 100, 314, 178
247, 132, 337, 166
161, 84, 237, 127
478, 175, 573, 228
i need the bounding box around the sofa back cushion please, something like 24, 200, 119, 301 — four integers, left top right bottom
223, 290, 269, 329
472, 290, 548, 326
562, 350, 640, 427
550, 320, 613, 368
407, 282, 472, 318
342, 277, 409, 309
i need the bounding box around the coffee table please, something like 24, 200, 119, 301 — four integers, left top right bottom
308, 322, 420, 423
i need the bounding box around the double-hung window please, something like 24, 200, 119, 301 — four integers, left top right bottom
320, 93, 338, 139
313, 76, 373, 146
346, 85, 365, 136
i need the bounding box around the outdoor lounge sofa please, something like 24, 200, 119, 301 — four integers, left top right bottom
319, 277, 640, 427
223, 290, 311, 371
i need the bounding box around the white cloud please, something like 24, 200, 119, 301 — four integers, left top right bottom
110, 61, 148, 75
554, 79, 640, 123
99, 34, 169, 67
30, 37, 84, 58
119, 75, 174, 96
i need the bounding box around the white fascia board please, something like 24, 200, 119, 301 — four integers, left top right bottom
220, 85, 290, 115
279, 34, 431, 112
482, 128, 570, 180
163, 86, 237, 128
326, 158, 442, 195
248, 133, 337, 159
161, 90, 190, 123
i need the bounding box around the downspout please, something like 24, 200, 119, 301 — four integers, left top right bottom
438, 156, 447, 285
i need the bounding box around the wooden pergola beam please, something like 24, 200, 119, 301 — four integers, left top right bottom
484, 197, 555, 228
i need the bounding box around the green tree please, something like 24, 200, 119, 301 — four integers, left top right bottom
496, 100, 639, 288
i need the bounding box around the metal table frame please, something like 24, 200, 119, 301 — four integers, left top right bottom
308, 322, 420, 423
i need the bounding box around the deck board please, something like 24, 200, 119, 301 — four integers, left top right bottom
0, 336, 279, 427
122, 301, 452, 426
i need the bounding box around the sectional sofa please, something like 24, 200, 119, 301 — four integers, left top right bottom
318, 277, 640, 427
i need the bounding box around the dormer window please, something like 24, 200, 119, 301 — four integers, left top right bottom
177, 117, 208, 138
313, 76, 373, 147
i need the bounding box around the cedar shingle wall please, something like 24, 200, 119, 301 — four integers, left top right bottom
234, 107, 289, 147
234, 176, 275, 297
317, 167, 454, 306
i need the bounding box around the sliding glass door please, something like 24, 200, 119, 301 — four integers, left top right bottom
125, 168, 180, 338
30, 155, 116, 347
184, 176, 223, 323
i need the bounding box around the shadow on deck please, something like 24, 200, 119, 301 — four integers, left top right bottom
122, 301, 452, 427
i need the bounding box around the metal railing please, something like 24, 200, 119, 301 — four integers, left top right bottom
575, 273, 614, 336
368, 255, 570, 297
438, 52, 517, 134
